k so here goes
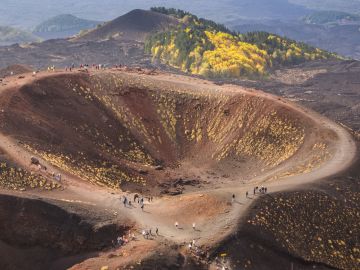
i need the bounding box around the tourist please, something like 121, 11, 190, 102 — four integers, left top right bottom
175, 221, 179, 229
117, 236, 123, 246
123, 197, 127, 207
156, 227, 159, 235
246, 191, 248, 198
232, 194, 235, 203
192, 222, 196, 230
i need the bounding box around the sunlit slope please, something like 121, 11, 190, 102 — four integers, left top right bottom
146, 8, 338, 78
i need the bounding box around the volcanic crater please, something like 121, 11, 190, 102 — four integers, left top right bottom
0, 71, 340, 193
0, 69, 356, 270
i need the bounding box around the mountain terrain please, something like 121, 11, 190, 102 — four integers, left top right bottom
0, 25, 41, 46
75, 9, 178, 42
231, 20, 360, 60
33, 14, 102, 39
0, 7, 358, 270
302, 10, 360, 24
290, 0, 360, 14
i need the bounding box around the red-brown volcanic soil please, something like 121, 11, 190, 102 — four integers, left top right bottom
0, 68, 356, 269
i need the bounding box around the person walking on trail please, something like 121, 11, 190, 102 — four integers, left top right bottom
192, 223, 196, 230
156, 227, 159, 235
253, 187, 256, 195
232, 194, 235, 203
175, 221, 179, 229
141, 204, 144, 211
246, 191, 248, 198
265, 187, 268, 193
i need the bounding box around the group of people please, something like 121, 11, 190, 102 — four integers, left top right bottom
253, 186, 268, 195
142, 227, 159, 239
64, 63, 119, 71
47, 65, 56, 72
232, 185, 269, 202
121, 193, 154, 211
174, 221, 197, 231
188, 239, 197, 250
113, 231, 136, 247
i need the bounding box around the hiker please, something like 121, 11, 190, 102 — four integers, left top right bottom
253, 187, 256, 195
141, 204, 144, 211
246, 191, 248, 198
175, 221, 179, 229
117, 236, 123, 246
232, 194, 235, 203
54, 173, 61, 182
123, 197, 127, 207
192, 223, 196, 230
156, 227, 159, 235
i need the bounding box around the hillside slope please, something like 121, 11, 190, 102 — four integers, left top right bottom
33, 14, 101, 39
0, 26, 40, 46
145, 8, 337, 79
74, 9, 178, 42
